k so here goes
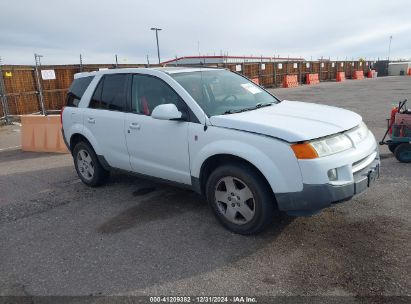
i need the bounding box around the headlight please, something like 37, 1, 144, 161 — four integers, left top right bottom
291, 133, 353, 159
347, 121, 369, 144
310, 134, 353, 157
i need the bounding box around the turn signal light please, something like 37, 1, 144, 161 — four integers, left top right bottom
291, 143, 319, 159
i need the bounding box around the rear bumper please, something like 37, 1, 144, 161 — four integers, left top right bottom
276, 155, 380, 216
61, 128, 71, 151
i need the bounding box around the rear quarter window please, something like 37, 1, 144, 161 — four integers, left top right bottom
66, 76, 94, 107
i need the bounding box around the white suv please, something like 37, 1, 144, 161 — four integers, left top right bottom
62, 67, 380, 234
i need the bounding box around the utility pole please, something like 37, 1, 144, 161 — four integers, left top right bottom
388, 35, 393, 62
34, 53, 46, 115
146, 55, 150, 67
115, 54, 118, 68
150, 27, 162, 64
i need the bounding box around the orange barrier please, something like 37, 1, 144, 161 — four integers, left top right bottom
251, 77, 260, 85
21, 115, 69, 153
306, 73, 320, 85
408, 68, 411, 76
352, 70, 364, 80
336, 72, 346, 82
283, 75, 299, 88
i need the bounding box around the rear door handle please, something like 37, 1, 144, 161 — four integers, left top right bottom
129, 122, 140, 130
87, 117, 95, 124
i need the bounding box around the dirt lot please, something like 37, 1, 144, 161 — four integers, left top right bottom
0, 77, 410, 300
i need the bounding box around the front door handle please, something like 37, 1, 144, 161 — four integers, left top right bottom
129, 122, 140, 130
87, 117, 95, 124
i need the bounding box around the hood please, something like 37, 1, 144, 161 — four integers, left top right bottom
209, 100, 362, 142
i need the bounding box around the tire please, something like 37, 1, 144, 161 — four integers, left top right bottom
205, 162, 276, 235
388, 143, 400, 153
394, 143, 411, 163
73, 141, 110, 186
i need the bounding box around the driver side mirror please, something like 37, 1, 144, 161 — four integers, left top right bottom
151, 104, 185, 121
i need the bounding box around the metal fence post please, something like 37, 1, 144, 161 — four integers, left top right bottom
0, 59, 10, 124
286, 57, 290, 84
34, 53, 46, 115
319, 57, 323, 81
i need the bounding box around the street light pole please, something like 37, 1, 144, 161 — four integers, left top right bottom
150, 27, 162, 64
388, 35, 393, 61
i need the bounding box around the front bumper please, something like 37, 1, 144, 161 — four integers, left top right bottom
276, 155, 380, 216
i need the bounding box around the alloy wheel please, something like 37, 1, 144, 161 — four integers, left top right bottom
214, 176, 256, 225
77, 149, 94, 181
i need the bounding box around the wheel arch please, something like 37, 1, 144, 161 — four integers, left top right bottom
69, 129, 103, 156
197, 154, 277, 206
191, 138, 299, 195
70, 133, 93, 154
70, 133, 111, 170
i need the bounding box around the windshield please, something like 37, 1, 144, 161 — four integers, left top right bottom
171, 69, 280, 117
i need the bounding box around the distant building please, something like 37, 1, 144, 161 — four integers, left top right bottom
161, 55, 305, 66
388, 62, 411, 76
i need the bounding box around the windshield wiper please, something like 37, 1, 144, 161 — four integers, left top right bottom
223, 109, 238, 114
222, 102, 274, 115
254, 102, 274, 109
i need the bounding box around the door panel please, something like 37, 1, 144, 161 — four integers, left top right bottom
83, 73, 131, 171
125, 113, 191, 184
124, 73, 191, 184
84, 108, 130, 170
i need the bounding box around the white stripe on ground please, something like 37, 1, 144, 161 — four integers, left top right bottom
0, 145, 21, 151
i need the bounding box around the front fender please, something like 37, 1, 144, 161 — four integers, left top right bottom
191, 139, 303, 194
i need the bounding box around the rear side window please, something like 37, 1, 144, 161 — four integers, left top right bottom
66, 76, 94, 107
89, 74, 127, 111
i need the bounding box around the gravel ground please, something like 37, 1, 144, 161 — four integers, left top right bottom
0, 76, 410, 300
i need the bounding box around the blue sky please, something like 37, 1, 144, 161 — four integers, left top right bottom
1, 0, 410, 65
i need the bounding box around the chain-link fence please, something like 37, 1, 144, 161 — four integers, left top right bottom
0, 63, 150, 122
0, 60, 374, 123
224, 60, 373, 87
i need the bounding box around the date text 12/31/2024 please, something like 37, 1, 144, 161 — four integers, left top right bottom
149, 296, 257, 303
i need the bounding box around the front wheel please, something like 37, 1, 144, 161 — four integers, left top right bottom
394, 143, 411, 163
73, 141, 110, 186
206, 163, 276, 235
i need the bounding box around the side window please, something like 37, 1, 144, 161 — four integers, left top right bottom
89, 74, 127, 111
66, 76, 94, 107
131, 74, 185, 116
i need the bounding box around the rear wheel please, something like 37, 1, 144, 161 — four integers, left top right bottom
73, 141, 109, 186
388, 142, 400, 153
206, 163, 276, 235
394, 143, 411, 163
